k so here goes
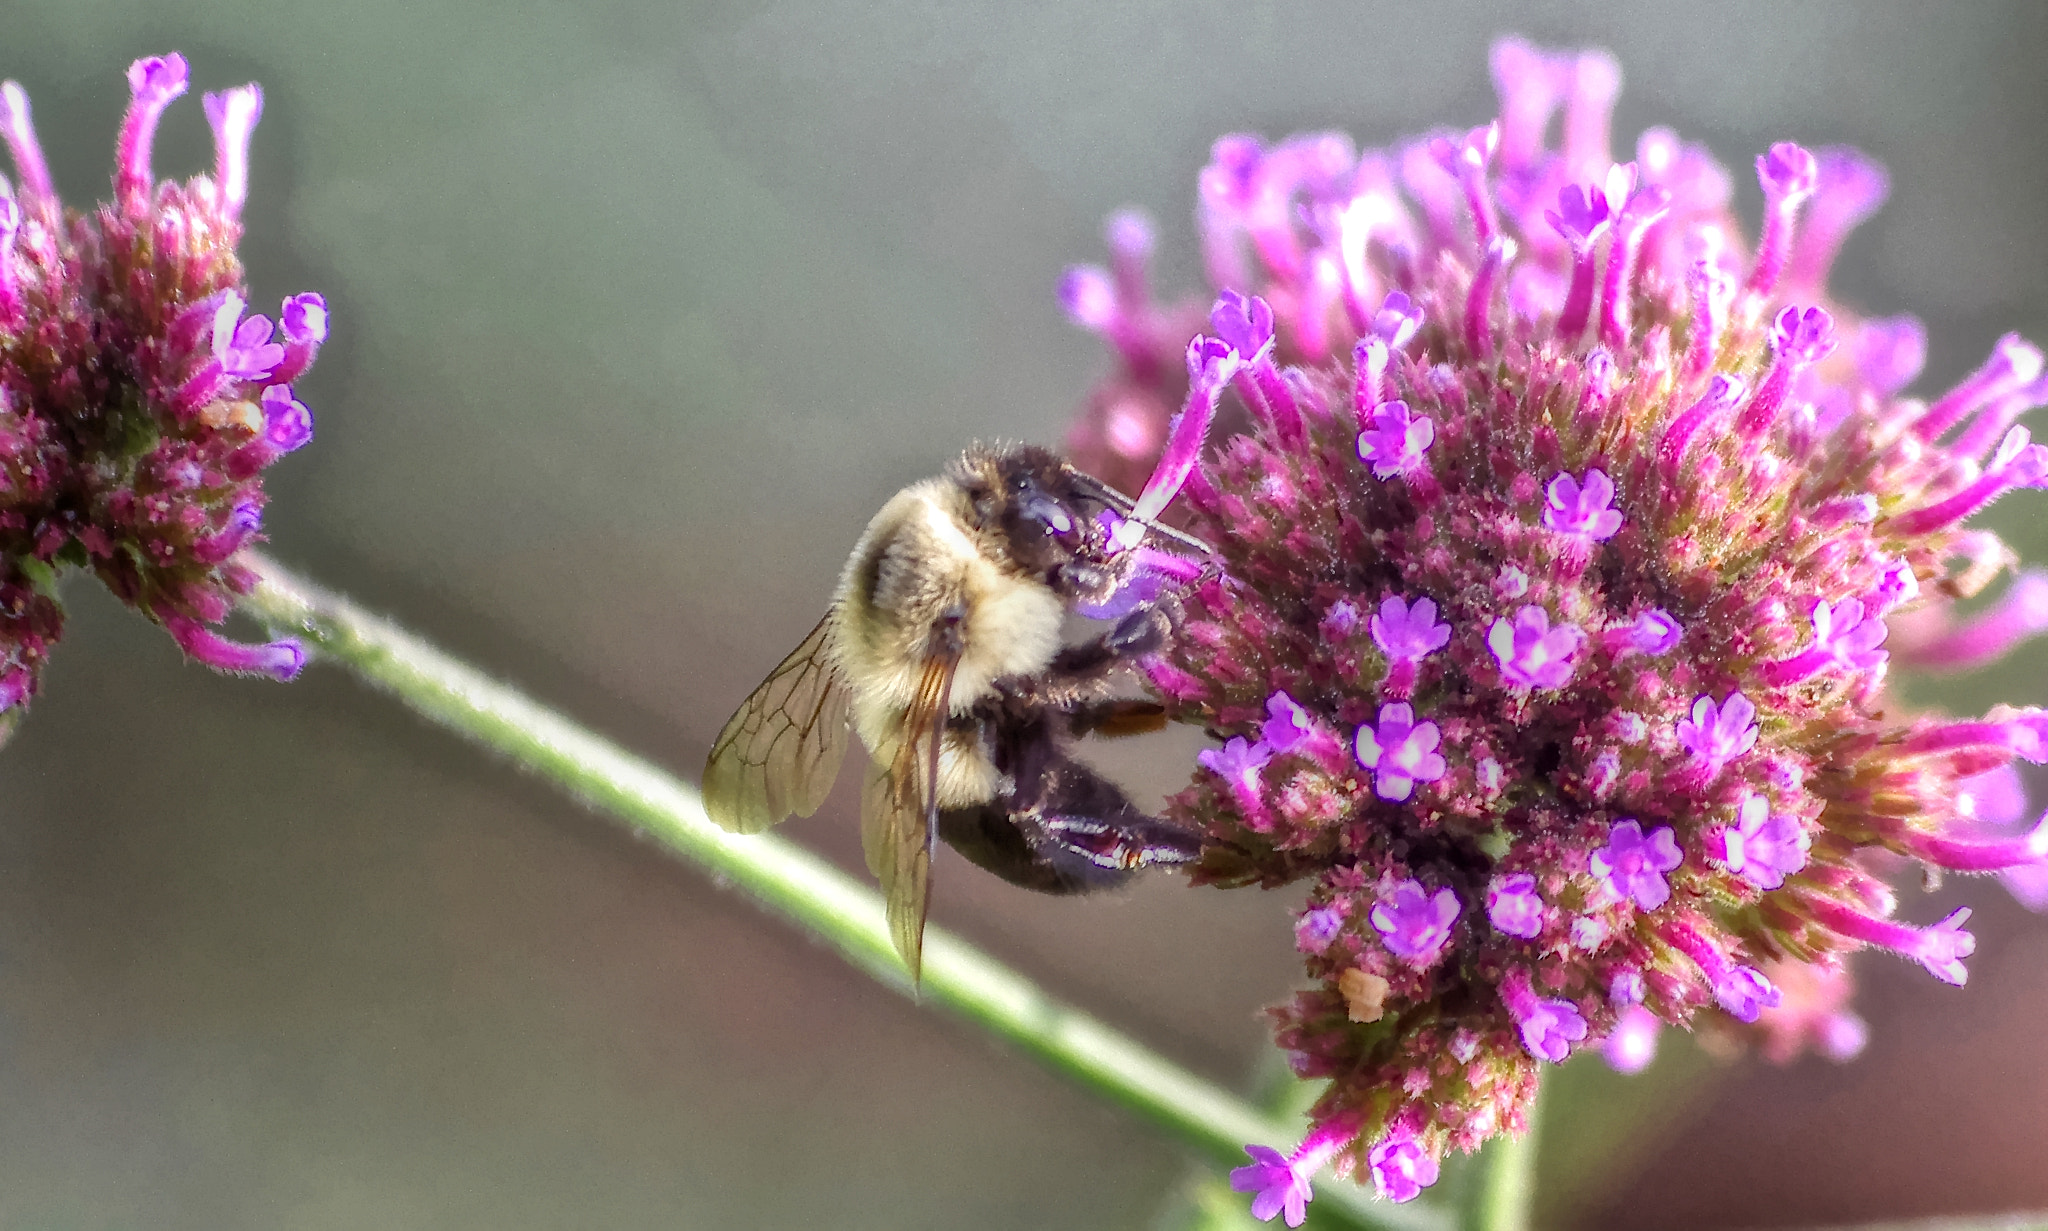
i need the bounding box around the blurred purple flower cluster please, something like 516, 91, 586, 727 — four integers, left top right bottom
1061, 37, 2048, 1220
0, 54, 323, 728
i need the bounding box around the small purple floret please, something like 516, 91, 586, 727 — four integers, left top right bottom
270, 291, 331, 385
1486, 873, 1544, 939
1319, 599, 1362, 640
1487, 606, 1584, 689
116, 54, 191, 206
1877, 558, 1919, 611
1294, 906, 1344, 955
1630, 608, 1681, 655
1721, 793, 1810, 890
1511, 990, 1587, 1062
1810, 899, 1980, 986
1773, 304, 1838, 365
1545, 180, 1614, 249
211, 292, 284, 381
1211, 290, 1277, 363
1591, 819, 1683, 911
1543, 468, 1624, 539
1353, 702, 1448, 801
1367, 1134, 1440, 1204
1676, 691, 1759, 777
1891, 426, 2048, 536
1262, 691, 1317, 754
1370, 595, 1452, 662
194, 498, 264, 564
1356, 398, 1435, 479
1759, 141, 1820, 198
1229, 1145, 1313, 1228
1915, 907, 1976, 986
280, 292, 329, 345
1714, 965, 1782, 1022
1814, 597, 1888, 670
1199, 736, 1272, 794
1185, 332, 1241, 384
1369, 879, 1461, 964
260, 386, 313, 452
127, 53, 190, 104
1371, 291, 1424, 348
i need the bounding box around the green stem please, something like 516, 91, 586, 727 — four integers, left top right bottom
1459, 1078, 1539, 1231
238, 554, 1449, 1231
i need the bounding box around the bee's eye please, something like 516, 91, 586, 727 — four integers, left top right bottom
1020, 494, 1074, 535
1010, 472, 1031, 493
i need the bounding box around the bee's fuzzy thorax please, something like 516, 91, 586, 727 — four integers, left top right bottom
831, 477, 1067, 727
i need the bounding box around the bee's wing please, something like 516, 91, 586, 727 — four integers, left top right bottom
1074, 698, 1168, 739
861, 649, 959, 983
702, 611, 852, 834
860, 756, 930, 982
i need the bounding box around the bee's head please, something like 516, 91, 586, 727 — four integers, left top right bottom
954, 444, 1114, 576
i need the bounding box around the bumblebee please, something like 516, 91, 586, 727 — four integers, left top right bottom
702, 444, 1203, 978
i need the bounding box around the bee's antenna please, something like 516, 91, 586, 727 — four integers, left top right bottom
1069, 471, 1136, 512
1069, 472, 1213, 555
1128, 516, 1213, 556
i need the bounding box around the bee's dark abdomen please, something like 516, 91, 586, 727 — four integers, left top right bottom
937, 720, 1201, 895
938, 804, 1128, 894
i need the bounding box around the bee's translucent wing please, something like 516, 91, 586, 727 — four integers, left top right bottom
858, 758, 896, 880
1074, 698, 1168, 739
861, 758, 929, 982
702, 611, 851, 834
862, 649, 957, 983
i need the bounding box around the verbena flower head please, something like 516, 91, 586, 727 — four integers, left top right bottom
0, 55, 321, 727
1063, 36, 2048, 1215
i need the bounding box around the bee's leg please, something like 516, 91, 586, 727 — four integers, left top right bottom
1007, 741, 1202, 883
938, 708, 1108, 892
996, 602, 1178, 709
938, 803, 1126, 894
1022, 747, 1203, 873
1068, 601, 1174, 670
1065, 698, 1167, 739
939, 718, 1202, 895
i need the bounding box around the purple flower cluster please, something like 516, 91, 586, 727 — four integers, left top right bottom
1062, 37, 2048, 1216
0, 54, 320, 724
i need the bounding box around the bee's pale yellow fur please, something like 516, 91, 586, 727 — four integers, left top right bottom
830, 477, 1065, 808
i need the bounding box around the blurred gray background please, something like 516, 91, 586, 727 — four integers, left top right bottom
3, 1, 2047, 1227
